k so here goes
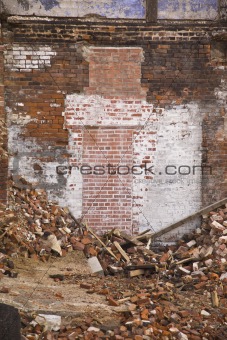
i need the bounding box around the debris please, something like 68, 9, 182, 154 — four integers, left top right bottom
0, 287, 9, 293
86, 225, 118, 260
87, 326, 100, 332
34, 314, 61, 332
43, 233, 62, 256
129, 269, 145, 277
113, 241, 130, 263
2, 179, 227, 338
201, 310, 211, 316
87, 256, 104, 276
211, 290, 219, 307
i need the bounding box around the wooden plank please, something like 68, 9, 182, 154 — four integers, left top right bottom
114, 230, 144, 246
133, 229, 151, 238
129, 269, 145, 277
211, 291, 219, 308
126, 264, 156, 270
86, 226, 118, 260
152, 197, 227, 239
68, 213, 118, 260
0, 225, 15, 239
113, 241, 130, 263
117, 297, 131, 304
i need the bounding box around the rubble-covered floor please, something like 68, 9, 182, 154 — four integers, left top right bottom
0, 252, 115, 317
1, 179, 227, 339
1, 253, 227, 340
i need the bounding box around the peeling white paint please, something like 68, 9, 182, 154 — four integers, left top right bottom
140, 104, 203, 239
50, 103, 61, 108
5, 45, 57, 72
65, 94, 154, 127
65, 94, 203, 238
64, 166, 83, 218
214, 68, 227, 138
215, 74, 227, 102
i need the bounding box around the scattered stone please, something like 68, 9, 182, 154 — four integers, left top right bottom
201, 310, 211, 316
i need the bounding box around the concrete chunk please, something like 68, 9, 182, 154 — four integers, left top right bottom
87, 256, 104, 275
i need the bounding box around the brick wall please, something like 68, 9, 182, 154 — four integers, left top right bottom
5, 42, 89, 207
0, 24, 7, 207
3, 19, 227, 238
2, 0, 222, 20
82, 128, 133, 233
65, 46, 203, 236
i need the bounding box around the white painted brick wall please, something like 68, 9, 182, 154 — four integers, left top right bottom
65, 94, 203, 238
5, 45, 56, 72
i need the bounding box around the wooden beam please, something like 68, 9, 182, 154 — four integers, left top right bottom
152, 197, 227, 239
87, 226, 118, 260
113, 241, 130, 263
113, 230, 144, 246
129, 269, 145, 277
146, 0, 158, 23
68, 213, 119, 261
126, 264, 156, 270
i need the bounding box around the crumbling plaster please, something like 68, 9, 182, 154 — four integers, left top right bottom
158, 0, 218, 20
1, 0, 222, 20
1, 0, 146, 19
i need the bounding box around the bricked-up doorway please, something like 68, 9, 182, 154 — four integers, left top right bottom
65, 47, 150, 234
82, 128, 133, 233
65, 46, 202, 237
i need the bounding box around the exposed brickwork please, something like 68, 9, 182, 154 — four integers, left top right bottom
65, 47, 203, 236
2, 19, 227, 236
0, 32, 7, 206
202, 65, 227, 205
82, 128, 133, 233
65, 47, 154, 232
84, 47, 146, 99
4, 43, 89, 202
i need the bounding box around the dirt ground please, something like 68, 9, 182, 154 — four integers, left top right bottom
0, 251, 118, 323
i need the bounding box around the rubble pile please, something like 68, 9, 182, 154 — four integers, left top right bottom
3, 178, 227, 281
0, 178, 83, 260
1, 179, 227, 338
58, 205, 227, 282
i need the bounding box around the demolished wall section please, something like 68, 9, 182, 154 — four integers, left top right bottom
3, 20, 227, 237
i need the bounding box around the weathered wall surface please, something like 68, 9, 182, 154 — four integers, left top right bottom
0, 23, 7, 207
220, 0, 227, 20
1, 0, 146, 19
4, 40, 89, 213
158, 0, 218, 20
3, 18, 226, 238
64, 47, 203, 235
1, 0, 222, 20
